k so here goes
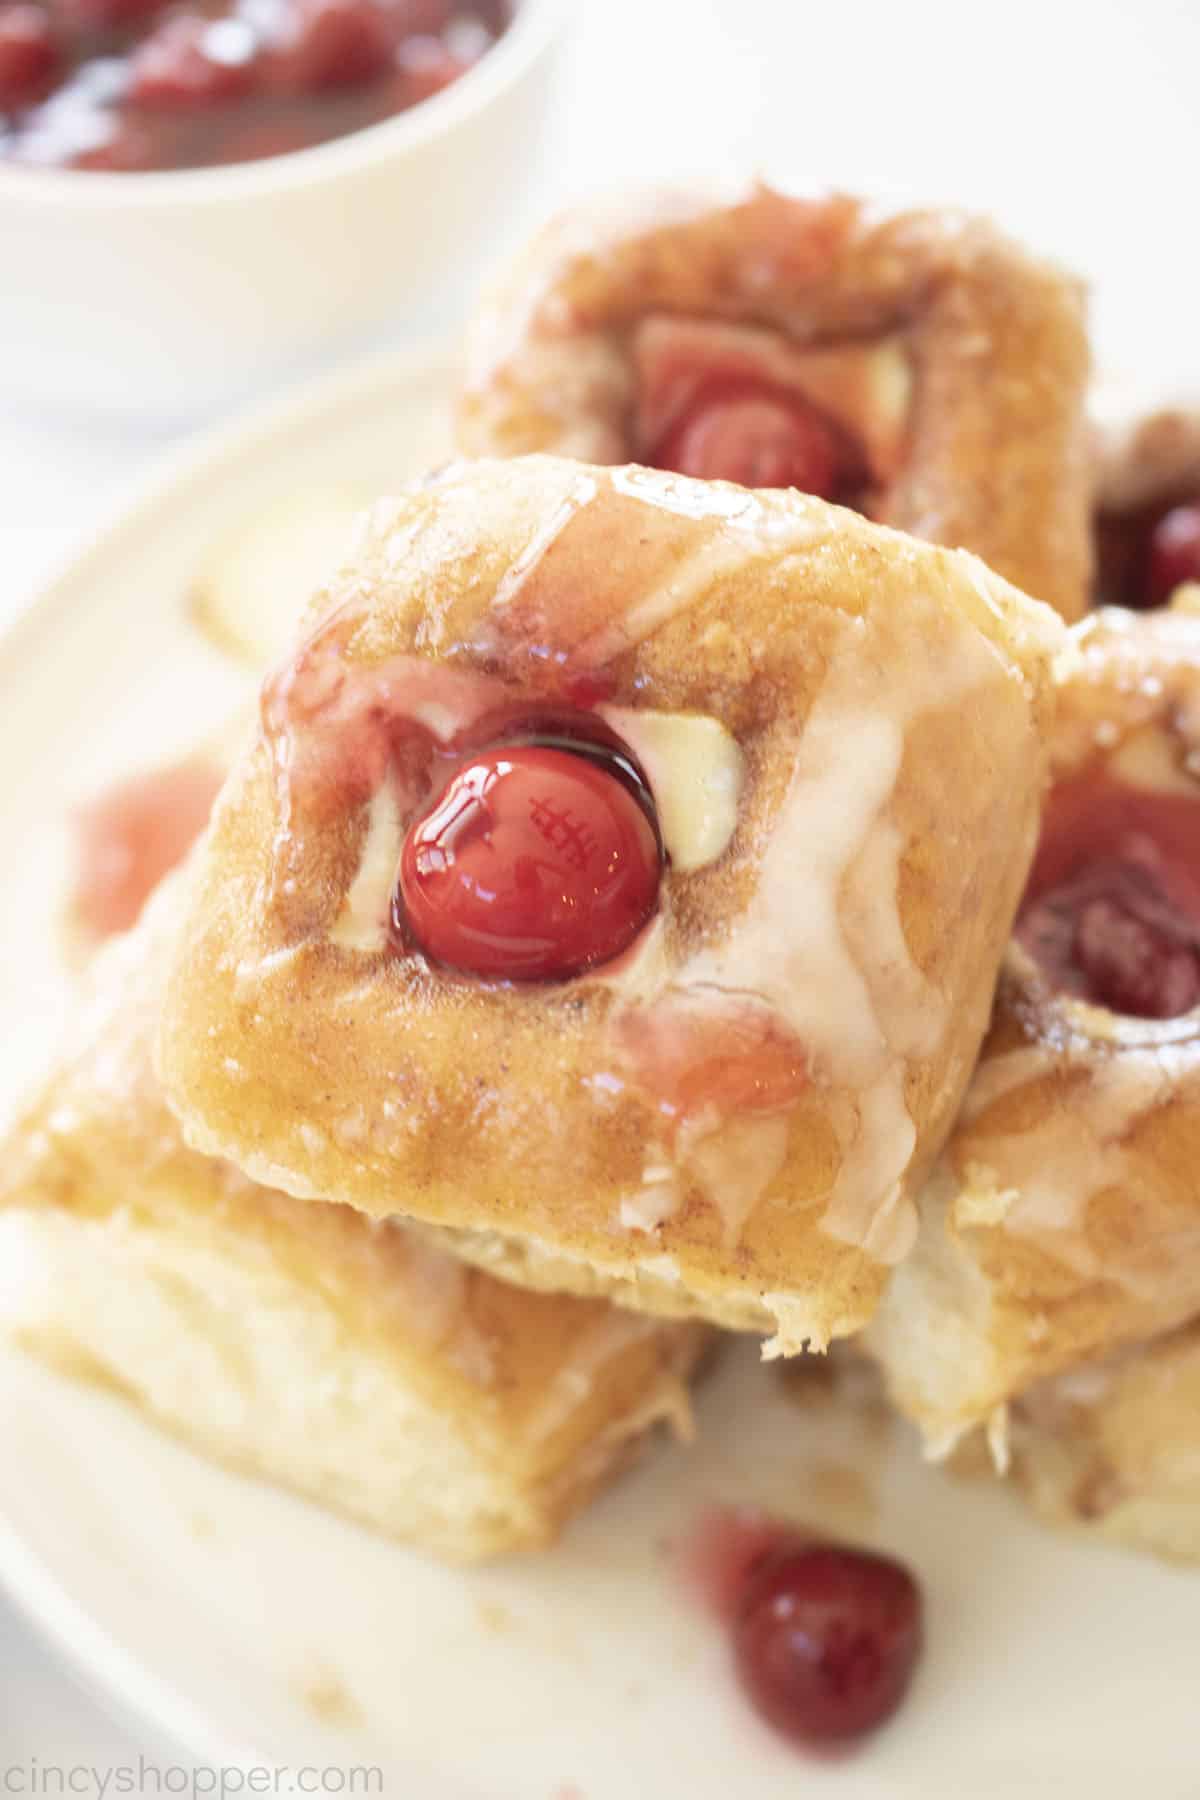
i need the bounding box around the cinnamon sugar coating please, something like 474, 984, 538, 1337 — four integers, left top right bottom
867, 606, 1200, 1448
157, 456, 1062, 1352
458, 185, 1092, 620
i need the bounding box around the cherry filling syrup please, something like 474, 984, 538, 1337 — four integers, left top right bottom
1016, 773, 1200, 1019
1094, 496, 1200, 611
0, 0, 509, 173
392, 718, 664, 982
648, 379, 861, 502
680, 1507, 923, 1752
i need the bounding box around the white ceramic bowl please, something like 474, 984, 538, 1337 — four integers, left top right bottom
0, 0, 565, 421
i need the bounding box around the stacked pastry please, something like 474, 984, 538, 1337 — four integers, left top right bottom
459, 185, 1200, 1561
4, 181, 1199, 1574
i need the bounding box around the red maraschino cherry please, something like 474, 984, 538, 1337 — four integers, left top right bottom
1145, 501, 1200, 608
733, 1541, 923, 1748
395, 742, 661, 980
654, 383, 844, 496
0, 5, 61, 109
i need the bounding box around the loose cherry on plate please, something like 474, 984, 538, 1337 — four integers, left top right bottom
733, 1541, 923, 1748
653, 382, 845, 497
0, 5, 61, 110
1145, 501, 1200, 608
394, 741, 662, 981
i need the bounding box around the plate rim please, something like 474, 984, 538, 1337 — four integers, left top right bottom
0, 337, 457, 1770
0, 335, 456, 690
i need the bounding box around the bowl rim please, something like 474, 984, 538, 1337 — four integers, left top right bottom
0, 0, 566, 209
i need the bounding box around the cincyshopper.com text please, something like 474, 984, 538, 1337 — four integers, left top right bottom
3, 1763, 384, 1799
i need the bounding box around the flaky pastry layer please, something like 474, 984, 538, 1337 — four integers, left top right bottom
0, 882, 705, 1561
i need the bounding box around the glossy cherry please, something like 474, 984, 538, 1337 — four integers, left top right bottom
1145, 501, 1200, 608
1020, 866, 1200, 1020
733, 1542, 923, 1748
1071, 891, 1200, 1018
0, 5, 61, 110
272, 0, 394, 92
394, 32, 468, 102
654, 382, 844, 496
129, 14, 259, 106
395, 742, 661, 980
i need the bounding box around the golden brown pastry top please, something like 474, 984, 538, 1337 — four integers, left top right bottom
157, 455, 1063, 1349
895, 607, 1200, 1425
458, 184, 1092, 620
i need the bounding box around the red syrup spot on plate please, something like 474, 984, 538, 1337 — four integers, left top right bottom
72, 758, 223, 941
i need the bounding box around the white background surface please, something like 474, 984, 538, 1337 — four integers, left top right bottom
2, 0, 1199, 1764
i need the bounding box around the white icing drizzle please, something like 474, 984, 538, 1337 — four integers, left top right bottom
660, 602, 1001, 1261
598, 705, 744, 872
492, 472, 601, 609
579, 532, 779, 666
957, 1034, 1200, 1301
684, 1113, 791, 1249
329, 777, 404, 953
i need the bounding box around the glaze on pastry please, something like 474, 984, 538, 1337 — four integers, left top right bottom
156, 454, 1063, 1353
0, 877, 706, 1562
866, 604, 1200, 1452
458, 184, 1092, 620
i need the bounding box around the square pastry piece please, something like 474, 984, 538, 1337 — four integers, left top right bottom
458, 185, 1093, 622
1011, 1322, 1200, 1565
866, 605, 1200, 1451
0, 882, 705, 1562
158, 455, 1064, 1353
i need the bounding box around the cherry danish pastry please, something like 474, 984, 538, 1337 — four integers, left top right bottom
867, 604, 1200, 1450
458, 184, 1093, 620
0, 875, 706, 1562
156, 456, 1062, 1352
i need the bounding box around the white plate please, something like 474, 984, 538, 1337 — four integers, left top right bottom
0, 345, 1197, 1797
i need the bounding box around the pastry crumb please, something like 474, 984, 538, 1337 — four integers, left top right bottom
295, 1667, 365, 1730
